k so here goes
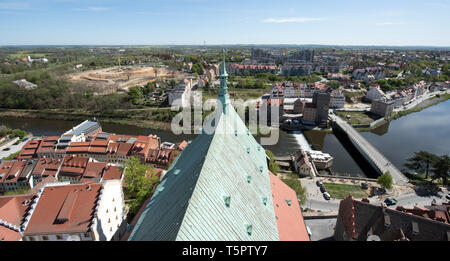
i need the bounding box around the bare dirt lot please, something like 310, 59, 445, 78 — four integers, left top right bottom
65, 66, 183, 93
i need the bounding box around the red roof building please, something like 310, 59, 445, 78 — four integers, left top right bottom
23, 183, 102, 238
269, 172, 310, 241
0, 194, 35, 241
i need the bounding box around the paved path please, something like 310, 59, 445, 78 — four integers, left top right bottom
0, 139, 28, 160
304, 218, 336, 241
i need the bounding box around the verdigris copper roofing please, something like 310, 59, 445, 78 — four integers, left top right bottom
129, 57, 279, 241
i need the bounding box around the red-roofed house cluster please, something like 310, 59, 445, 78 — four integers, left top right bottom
0, 180, 126, 241
2, 120, 187, 195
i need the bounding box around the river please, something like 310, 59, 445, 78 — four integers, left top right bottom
1, 99, 449, 178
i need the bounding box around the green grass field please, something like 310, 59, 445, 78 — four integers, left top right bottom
9, 52, 46, 59
335, 111, 380, 125
323, 183, 368, 199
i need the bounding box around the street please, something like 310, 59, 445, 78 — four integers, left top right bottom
0, 139, 28, 160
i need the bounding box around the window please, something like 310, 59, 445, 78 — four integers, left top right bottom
56, 235, 63, 240
42, 236, 49, 241
28, 236, 35, 241
84, 232, 90, 238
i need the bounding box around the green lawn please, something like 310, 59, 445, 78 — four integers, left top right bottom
323, 183, 368, 199
335, 111, 381, 125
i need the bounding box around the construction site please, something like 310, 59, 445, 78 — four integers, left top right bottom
65, 65, 184, 94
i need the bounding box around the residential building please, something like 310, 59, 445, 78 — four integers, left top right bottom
283, 98, 303, 114
352, 67, 385, 83
227, 63, 277, 76
168, 79, 193, 108
0, 160, 35, 193
366, 84, 386, 101
329, 90, 345, 109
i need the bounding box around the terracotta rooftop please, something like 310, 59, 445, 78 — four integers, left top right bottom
102, 166, 123, 181
24, 183, 102, 235
269, 172, 310, 241
59, 156, 89, 177
32, 158, 63, 177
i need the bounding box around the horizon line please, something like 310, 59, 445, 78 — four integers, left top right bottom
1, 43, 450, 49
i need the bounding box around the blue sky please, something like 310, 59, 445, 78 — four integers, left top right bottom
0, 0, 449, 46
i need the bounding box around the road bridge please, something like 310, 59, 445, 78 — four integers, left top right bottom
330, 115, 409, 185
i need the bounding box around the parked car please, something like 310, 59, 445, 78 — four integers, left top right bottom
23, 138, 29, 142
2, 148, 10, 151
316, 180, 323, 187
384, 198, 398, 206
319, 185, 326, 193
361, 183, 369, 189
446, 194, 450, 200
323, 192, 331, 200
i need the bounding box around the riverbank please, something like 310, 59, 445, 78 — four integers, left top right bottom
0, 108, 174, 131
388, 93, 450, 121
330, 91, 450, 133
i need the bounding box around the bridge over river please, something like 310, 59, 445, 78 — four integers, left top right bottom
330, 115, 409, 185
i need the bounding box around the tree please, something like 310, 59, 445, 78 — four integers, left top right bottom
431, 155, 450, 185
265, 149, 280, 174
377, 171, 393, 190
404, 151, 440, 179
123, 157, 160, 215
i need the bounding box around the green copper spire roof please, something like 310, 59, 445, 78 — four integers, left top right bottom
218, 51, 230, 112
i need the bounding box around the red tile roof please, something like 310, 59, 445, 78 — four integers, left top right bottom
24, 183, 102, 235
32, 158, 63, 177
0, 194, 34, 227
102, 166, 123, 181
269, 172, 310, 241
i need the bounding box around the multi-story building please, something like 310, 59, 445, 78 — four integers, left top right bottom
313, 92, 331, 127
366, 84, 386, 101
226, 63, 277, 76
371, 99, 395, 118
0, 160, 35, 193
329, 90, 345, 109
167, 79, 193, 108
302, 103, 317, 124
352, 67, 385, 83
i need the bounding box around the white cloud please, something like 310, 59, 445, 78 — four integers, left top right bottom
262, 17, 325, 23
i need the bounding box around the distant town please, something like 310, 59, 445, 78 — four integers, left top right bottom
0, 44, 449, 242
